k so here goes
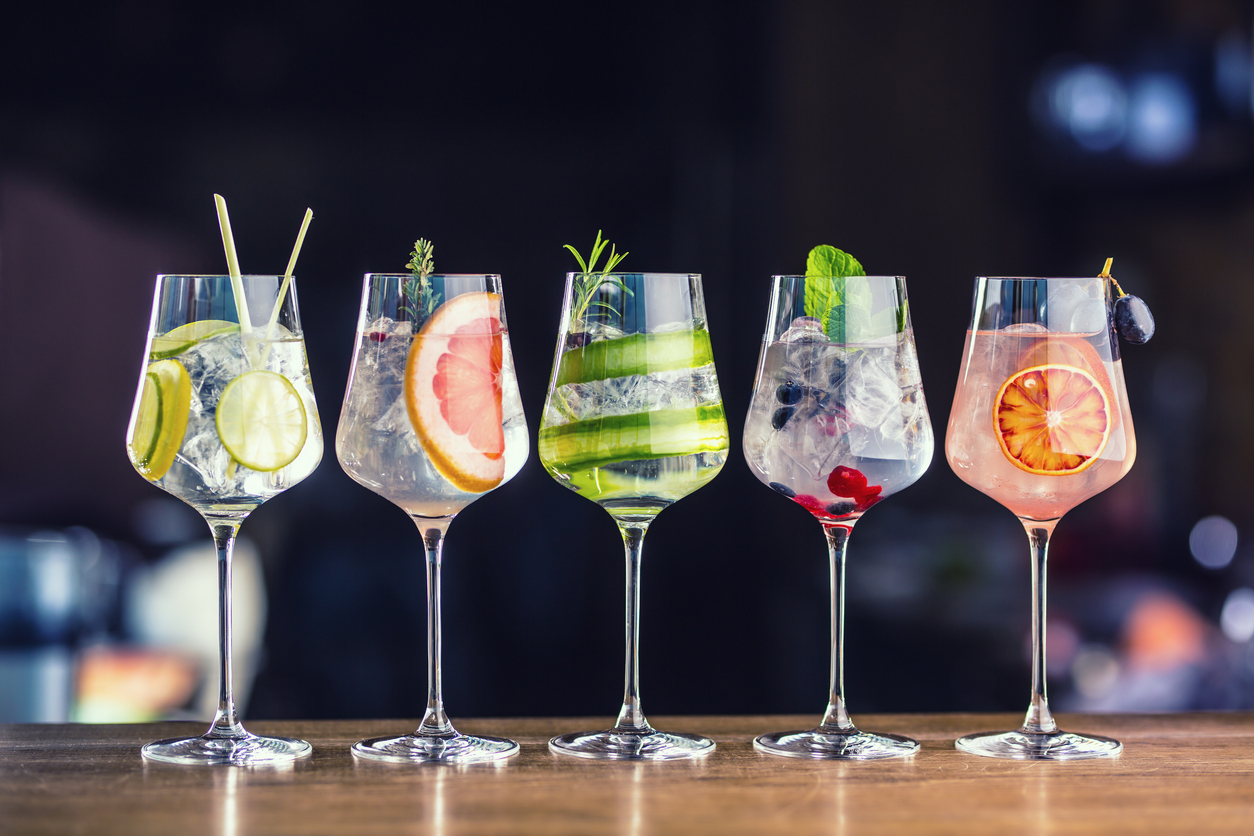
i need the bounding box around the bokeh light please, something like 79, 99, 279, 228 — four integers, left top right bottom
1188, 516, 1238, 570
1220, 588, 1254, 643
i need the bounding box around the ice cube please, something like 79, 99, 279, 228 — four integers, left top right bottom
844, 348, 902, 431
1045, 283, 1103, 333
781, 316, 826, 343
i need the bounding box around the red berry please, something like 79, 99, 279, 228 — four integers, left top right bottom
368, 331, 389, 342
794, 494, 831, 517
854, 486, 882, 511
827, 466, 868, 496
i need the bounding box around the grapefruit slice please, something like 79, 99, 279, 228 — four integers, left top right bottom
994, 363, 1111, 476
404, 291, 506, 493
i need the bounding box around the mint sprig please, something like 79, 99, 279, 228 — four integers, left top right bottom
804, 245, 865, 341
803, 245, 903, 343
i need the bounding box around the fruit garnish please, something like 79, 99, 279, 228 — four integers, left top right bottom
826, 465, 882, 510
769, 482, 797, 497
1014, 334, 1119, 433
404, 291, 507, 493
564, 230, 632, 323
1100, 257, 1155, 344
215, 370, 308, 472
128, 359, 192, 480
794, 494, 828, 515
149, 320, 240, 360
994, 363, 1111, 475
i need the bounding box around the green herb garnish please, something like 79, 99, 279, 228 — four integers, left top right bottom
564, 230, 632, 323
804, 245, 904, 342
401, 238, 438, 321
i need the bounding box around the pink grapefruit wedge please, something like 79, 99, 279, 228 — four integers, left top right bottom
404, 291, 506, 493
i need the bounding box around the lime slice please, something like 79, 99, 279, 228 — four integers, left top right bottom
150, 320, 240, 359
215, 370, 308, 472
128, 359, 192, 481
538, 405, 728, 472
554, 329, 713, 387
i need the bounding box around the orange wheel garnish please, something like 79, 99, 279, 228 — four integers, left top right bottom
1015, 335, 1118, 430
994, 363, 1111, 475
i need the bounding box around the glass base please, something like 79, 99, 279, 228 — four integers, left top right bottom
549, 728, 715, 760
141, 733, 312, 765
754, 728, 918, 760
352, 732, 519, 764
956, 729, 1122, 760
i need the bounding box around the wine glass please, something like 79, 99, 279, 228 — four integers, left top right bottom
538, 272, 729, 759
125, 274, 323, 764
743, 274, 933, 759
336, 273, 528, 763
946, 276, 1135, 759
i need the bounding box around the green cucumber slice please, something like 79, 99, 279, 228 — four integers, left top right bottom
538, 405, 729, 472
555, 329, 714, 387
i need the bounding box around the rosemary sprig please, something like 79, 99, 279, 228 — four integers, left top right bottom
564, 230, 632, 324
400, 238, 438, 321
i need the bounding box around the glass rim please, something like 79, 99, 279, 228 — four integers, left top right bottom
975, 276, 1110, 281
565, 271, 699, 279
155, 273, 295, 279
771, 274, 905, 280
363, 272, 501, 279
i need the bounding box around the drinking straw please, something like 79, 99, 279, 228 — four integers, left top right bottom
214, 194, 252, 336
264, 208, 313, 339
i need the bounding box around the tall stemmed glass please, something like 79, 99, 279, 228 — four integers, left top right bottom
539, 272, 729, 760
125, 274, 323, 764
946, 276, 1135, 759
743, 275, 933, 759
337, 273, 528, 763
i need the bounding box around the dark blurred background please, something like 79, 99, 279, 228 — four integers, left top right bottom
3, 0, 1254, 723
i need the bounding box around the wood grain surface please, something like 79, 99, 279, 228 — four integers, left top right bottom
2, 713, 1253, 835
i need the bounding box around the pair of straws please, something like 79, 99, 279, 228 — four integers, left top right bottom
212, 194, 313, 348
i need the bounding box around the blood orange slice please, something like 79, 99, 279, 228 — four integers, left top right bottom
994, 363, 1111, 476
404, 291, 506, 493
1015, 334, 1119, 432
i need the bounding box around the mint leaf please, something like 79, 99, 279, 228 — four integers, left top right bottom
804, 276, 837, 326
806, 245, 864, 281
804, 245, 866, 338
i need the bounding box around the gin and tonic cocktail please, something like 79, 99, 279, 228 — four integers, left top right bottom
539, 271, 729, 759
126, 273, 323, 764
946, 276, 1136, 759
337, 272, 528, 763
744, 273, 932, 759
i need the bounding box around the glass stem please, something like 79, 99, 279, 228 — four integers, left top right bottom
819, 524, 856, 734
207, 521, 245, 739
417, 525, 454, 737
614, 523, 652, 734
1020, 521, 1059, 736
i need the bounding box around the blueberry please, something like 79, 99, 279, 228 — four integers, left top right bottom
772, 406, 794, 430
1115, 295, 1154, 344
825, 501, 857, 516
565, 332, 592, 349
769, 482, 797, 498
776, 381, 804, 405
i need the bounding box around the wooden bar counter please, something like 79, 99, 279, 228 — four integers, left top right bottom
3, 713, 1253, 834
